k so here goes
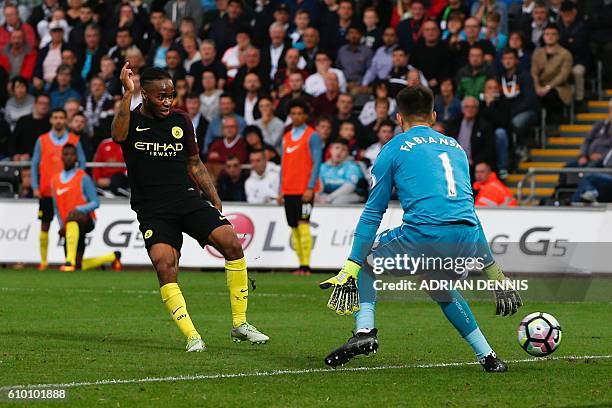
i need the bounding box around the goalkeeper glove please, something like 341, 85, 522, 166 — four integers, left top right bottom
484, 262, 523, 316
319, 259, 361, 315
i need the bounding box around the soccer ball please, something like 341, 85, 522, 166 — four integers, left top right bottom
517, 312, 562, 357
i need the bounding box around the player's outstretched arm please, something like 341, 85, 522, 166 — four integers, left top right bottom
187, 154, 222, 212
111, 62, 134, 143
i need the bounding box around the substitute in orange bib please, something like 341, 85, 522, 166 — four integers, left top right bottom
473, 162, 517, 207
278, 98, 322, 275
31, 108, 86, 270
51, 143, 121, 272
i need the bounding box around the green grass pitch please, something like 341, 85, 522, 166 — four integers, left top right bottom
0, 269, 610, 407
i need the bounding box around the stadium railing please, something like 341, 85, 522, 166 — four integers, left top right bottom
517, 167, 612, 205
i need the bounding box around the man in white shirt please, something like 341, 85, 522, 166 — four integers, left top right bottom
245, 149, 280, 204
304, 50, 347, 97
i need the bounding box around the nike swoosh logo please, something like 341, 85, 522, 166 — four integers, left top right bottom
136, 126, 151, 132
219, 216, 227, 221
286, 145, 299, 154
240, 289, 248, 293
172, 306, 183, 315
188, 188, 195, 191
56, 187, 70, 196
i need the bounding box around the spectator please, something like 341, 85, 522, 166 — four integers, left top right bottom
125, 47, 146, 76
455, 46, 495, 99
28, 0, 61, 30
387, 47, 409, 96
68, 112, 95, 160
333, 92, 362, 139
335, 25, 373, 89
275, 71, 314, 121
98, 56, 122, 96
444, 11, 467, 74
165, 49, 187, 82
273, 48, 309, 97
321, 0, 356, 53
335, 120, 360, 158
164, 0, 203, 30
67, 1, 93, 49
362, 7, 382, 51
0, 29, 37, 81
254, 96, 284, 149
289, 9, 310, 50
588, 0, 612, 88
147, 19, 177, 69
312, 72, 341, 118
411, 20, 451, 89
50, 64, 81, 110
199, 70, 223, 123
396, 0, 426, 53
141, 9, 165, 54
359, 81, 397, 126
207, 0, 247, 55
558, 1, 588, 109
479, 79, 509, 177
203, 94, 246, 154
216, 155, 248, 202
221, 26, 252, 80
245, 149, 281, 204
531, 24, 572, 125
82, 76, 114, 136
361, 26, 398, 86
506, 30, 533, 72
181, 34, 201, 73
92, 138, 129, 197
300, 27, 320, 73
509, 0, 536, 33
236, 73, 262, 125
243, 125, 280, 165
9, 94, 51, 161
18, 166, 33, 198
0, 3, 36, 51
76, 24, 106, 81
473, 162, 517, 207
4, 77, 34, 131
231, 46, 270, 99
315, 115, 335, 151
572, 172, 612, 204
304, 50, 347, 97
317, 138, 364, 204
522, 1, 551, 50
362, 118, 395, 169
113, 2, 146, 47
107, 27, 138, 69
434, 77, 462, 124
447, 96, 496, 169
498, 48, 538, 154
262, 22, 289, 81
459, 17, 496, 64
207, 116, 248, 167
363, 98, 392, 149
471, 1, 508, 35
439, 1, 470, 33
575, 99, 612, 168
187, 40, 227, 93
185, 93, 209, 151
32, 21, 66, 91
484, 12, 508, 52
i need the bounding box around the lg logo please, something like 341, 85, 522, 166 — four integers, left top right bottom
490, 227, 568, 256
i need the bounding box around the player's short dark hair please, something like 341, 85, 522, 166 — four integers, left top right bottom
140, 66, 172, 89
62, 143, 77, 152
51, 108, 67, 117
287, 98, 309, 114
396, 84, 434, 121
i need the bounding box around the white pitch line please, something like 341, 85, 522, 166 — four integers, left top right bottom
0, 287, 308, 298
2, 354, 610, 391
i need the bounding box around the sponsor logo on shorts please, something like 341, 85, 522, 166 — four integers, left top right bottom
134, 141, 183, 157
144, 229, 153, 239
171, 126, 184, 139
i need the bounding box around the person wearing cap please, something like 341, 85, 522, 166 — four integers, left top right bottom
32, 20, 67, 91
559, 0, 588, 110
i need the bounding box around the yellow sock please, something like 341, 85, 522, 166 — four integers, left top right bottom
291, 227, 303, 266
39, 230, 49, 265
65, 221, 79, 265
226, 257, 248, 328
160, 283, 200, 340
82, 252, 117, 271
297, 223, 312, 267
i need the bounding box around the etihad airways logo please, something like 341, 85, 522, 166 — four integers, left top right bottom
134, 141, 183, 157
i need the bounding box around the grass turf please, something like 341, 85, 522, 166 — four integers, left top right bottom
0, 269, 610, 407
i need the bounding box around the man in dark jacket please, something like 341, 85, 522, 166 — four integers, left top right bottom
559, 1, 589, 107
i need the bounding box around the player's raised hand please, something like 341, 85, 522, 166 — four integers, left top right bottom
120, 61, 135, 93
494, 280, 523, 316
319, 259, 361, 315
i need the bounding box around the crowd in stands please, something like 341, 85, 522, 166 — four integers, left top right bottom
1, 0, 612, 206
